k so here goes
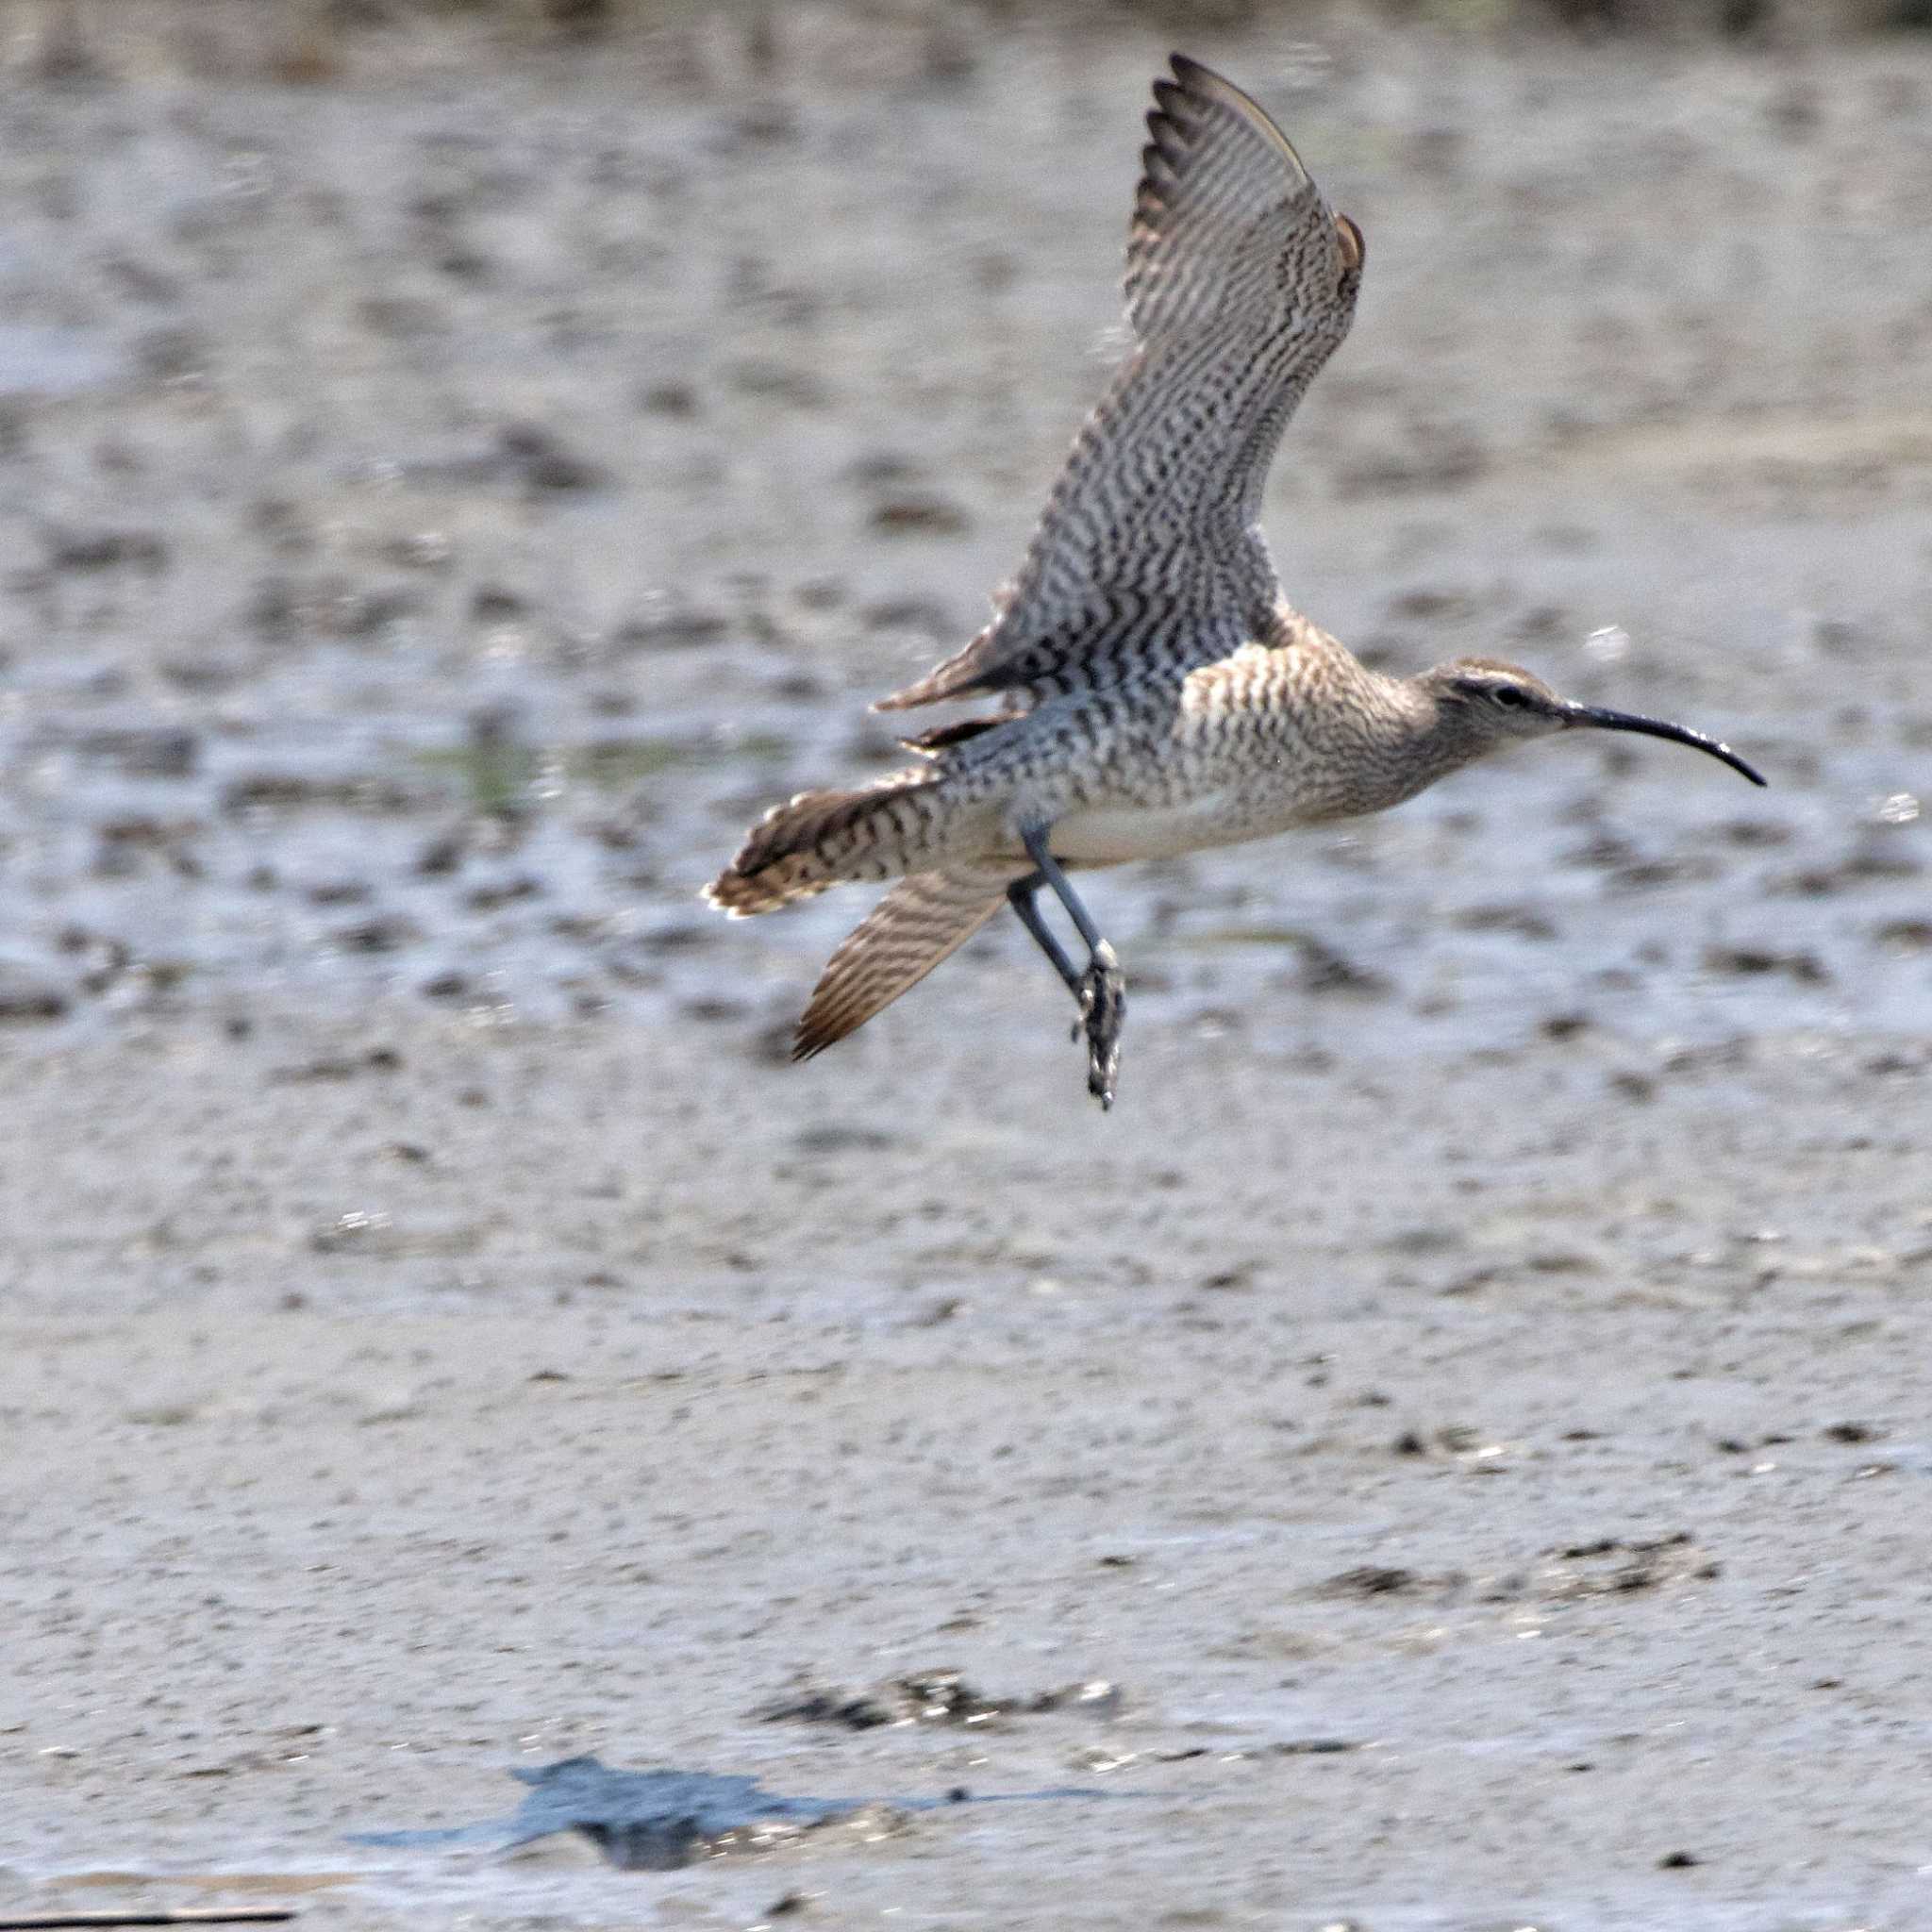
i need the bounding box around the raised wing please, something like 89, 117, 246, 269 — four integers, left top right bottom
877, 55, 1363, 713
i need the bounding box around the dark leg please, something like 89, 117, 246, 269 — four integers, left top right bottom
1006, 873, 1080, 994
1019, 824, 1126, 1110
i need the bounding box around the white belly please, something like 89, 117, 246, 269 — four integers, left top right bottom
1049, 791, 1256, 864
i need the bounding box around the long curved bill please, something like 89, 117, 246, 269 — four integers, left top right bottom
1566, 705, 1766, 787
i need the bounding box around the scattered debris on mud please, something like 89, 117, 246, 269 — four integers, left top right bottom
757, 1670, 1123, 1729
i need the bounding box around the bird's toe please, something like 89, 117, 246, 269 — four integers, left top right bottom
1075, 946, 1126, 1108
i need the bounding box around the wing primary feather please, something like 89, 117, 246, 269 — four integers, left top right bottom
874, 55, 1362, 713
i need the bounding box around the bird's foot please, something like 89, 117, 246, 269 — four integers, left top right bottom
1072, 942, 1125, 1109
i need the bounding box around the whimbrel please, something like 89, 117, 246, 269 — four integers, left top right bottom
707, 55, 1765, 1108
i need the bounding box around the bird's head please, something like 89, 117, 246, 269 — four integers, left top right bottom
1415, 657, 1765, 786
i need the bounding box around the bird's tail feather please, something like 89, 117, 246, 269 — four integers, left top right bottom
793, 865, 1019, 1058
704, 771, 934, 917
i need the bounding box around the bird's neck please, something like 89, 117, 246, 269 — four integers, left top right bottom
1266, 608, 1488, 815
1375, 675, 1488, 804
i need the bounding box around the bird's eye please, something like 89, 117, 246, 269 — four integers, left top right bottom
1490, 686, 1528, 710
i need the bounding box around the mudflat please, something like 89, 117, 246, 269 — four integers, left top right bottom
2, 9, 1928, 1928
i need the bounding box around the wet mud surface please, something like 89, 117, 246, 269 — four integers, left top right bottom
2, 8, 1931, 1930
352, 1757, 892, 1872
353, 1753, 1120, 1872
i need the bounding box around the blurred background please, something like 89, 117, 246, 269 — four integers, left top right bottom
5, 7, 1932, 1926
0, 0, 1926, 1059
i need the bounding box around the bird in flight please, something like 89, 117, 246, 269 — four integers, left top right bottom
707, 54, 1764, 1108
